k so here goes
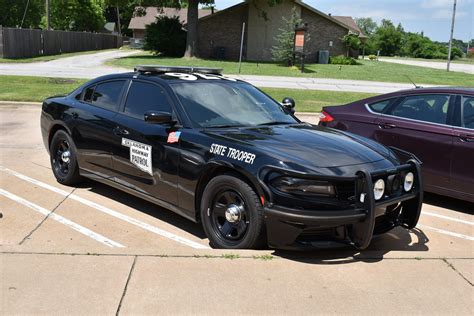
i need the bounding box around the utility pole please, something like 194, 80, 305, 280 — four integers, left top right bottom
45, 0, 50, 30
447, 0, 457, 72
116, 5, 121, 35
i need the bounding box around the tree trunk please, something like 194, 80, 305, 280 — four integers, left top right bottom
116, 5, 121, 35
184, 0, 199, 58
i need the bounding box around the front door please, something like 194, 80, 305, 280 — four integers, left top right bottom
110, 80, 180, 205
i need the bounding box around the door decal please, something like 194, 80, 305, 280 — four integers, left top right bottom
121, 138, 153, 176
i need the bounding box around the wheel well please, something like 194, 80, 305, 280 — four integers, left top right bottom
194, 166, 265, 222
48, 124, 67, 148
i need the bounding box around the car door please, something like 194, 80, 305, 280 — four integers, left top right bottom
110, 80, 180, 206
367, 98, 400, 146
374, 94, 454, 190
450, 95, 474, 200
72, 80, 126, 179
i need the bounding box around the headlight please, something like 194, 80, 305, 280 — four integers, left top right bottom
373, 179, 385, 200
271, 177, 335, 197
404, 172, 414, 192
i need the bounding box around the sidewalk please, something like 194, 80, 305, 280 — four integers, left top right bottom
379, 58, 474, 75
0, 49, 435, 94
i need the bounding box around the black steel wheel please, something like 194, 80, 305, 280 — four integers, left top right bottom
201, 175, 265, 249
50, 130, 82, 185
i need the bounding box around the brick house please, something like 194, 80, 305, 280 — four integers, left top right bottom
197, 0, 365, 61
128, 7, 213, 39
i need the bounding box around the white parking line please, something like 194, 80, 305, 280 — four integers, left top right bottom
417, 224, 474, 241
422, 211, 474, 226
0, 166, 210, 249
0, 188, 125, 248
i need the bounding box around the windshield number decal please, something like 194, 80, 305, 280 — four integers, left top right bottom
165, 73, 236, 82
210, 143, 256, 165
122, 138, 153, 176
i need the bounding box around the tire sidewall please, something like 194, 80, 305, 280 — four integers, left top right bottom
50, 130, 80, 184
200, 175, 264, 249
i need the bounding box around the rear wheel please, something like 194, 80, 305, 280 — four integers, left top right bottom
200, 175, 266, 249
50, 130, 82, 185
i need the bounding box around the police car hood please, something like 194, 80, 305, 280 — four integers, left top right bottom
207, 124, 397, 168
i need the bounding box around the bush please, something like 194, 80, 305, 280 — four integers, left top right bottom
330, 55, 361, 65
368, 54, 377, 60
144, 16, 186, 57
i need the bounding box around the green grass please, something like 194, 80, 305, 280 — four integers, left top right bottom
0, 75, 373, 112
0, 75, 86, 102
0, 49, 117, 63
107, 54, 474, 87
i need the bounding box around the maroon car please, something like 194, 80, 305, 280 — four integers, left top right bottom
319, 87, 474, 203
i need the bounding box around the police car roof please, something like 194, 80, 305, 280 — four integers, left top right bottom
134, 65, 223, 75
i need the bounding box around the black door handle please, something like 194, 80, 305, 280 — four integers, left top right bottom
71, 112, 79, 119
458, 134, 474, 142
113, 127, 129, 136
379, 122, 397, 129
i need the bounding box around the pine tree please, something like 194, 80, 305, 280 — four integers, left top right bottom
271, 7, 303, 66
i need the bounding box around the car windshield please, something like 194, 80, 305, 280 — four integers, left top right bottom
171, 81, 298, 128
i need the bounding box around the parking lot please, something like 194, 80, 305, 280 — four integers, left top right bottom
0, 103, 473, 314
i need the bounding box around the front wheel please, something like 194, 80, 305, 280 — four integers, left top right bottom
200, 175, 266, 249
50, 130, 82, 185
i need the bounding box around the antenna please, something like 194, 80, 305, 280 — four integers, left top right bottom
406, 76, 421, 89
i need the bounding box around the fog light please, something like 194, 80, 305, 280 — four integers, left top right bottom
373, 179, 385, 200
404, 172, 414, 192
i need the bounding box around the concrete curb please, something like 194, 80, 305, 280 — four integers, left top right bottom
0, 101, 42, 106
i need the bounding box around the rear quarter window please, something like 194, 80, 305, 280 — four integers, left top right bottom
368, 99, 392, 113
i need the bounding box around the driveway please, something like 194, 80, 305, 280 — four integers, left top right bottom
379, 58, 474, 75
0, 50, 434, 94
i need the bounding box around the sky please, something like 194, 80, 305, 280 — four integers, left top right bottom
213, 0, 474, 42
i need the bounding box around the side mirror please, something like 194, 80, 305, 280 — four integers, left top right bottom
281, 97, 296, 114
144, 111, 175, 124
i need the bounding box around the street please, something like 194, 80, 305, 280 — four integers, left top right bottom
0, 103, 472, 314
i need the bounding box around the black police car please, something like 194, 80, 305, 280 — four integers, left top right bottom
41, 66, 423, 250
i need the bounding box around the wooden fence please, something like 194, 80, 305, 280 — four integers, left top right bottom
0, 27, 124, 59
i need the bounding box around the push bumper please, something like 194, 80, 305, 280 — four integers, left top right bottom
263, 160, 423, 250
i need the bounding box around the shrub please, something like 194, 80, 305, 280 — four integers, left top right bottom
330, 55, 361, 65
368, 54, 377, 60
144, 16, 186, 57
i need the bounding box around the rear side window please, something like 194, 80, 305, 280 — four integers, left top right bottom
89, 81, 125, 111
462, 96, 474, 129
124, 81, 172, 119
368, 99, 392, 113
387, 94, 450, 124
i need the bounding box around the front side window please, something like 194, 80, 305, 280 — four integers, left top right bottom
171, 82, 297, 128
83, 86, 95, 102
90, 81, 125, 111
462, 96, 474, 129
124, 81, 172, 119
387, 94, 450, 124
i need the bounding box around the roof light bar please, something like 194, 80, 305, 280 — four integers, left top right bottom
134, 65, 223, 75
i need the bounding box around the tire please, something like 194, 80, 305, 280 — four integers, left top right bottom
200, 175, 266, 249
49, 130, 82, 185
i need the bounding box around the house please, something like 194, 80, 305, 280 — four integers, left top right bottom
128, 7, 213, 39
197, 0, 365, 61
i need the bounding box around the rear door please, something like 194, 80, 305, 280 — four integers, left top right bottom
73, 80, 126, 179
374, 94, 454, 190
451, 95, 474, 200
110, 80, 181, 205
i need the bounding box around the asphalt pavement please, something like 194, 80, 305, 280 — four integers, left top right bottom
379, 58, 474, 75
0, 103, 473, 314
0, 49, 435, 94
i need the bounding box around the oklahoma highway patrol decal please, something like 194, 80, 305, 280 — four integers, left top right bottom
121, 138, 153, 175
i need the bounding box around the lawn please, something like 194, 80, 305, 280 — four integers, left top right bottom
107, 53, 474, 87
0, 75, 374, 112
0, 49, 117, 63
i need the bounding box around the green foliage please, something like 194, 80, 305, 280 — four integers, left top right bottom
368, 55, 377, 60
342, 34, 361, 56
271, 7, 304, 66
144, 16, 186, 57
374, 19, 403, 56
330, 55, 361, 65
45, 0, 106, 32
355, 17, 377, 35
0, 0, 44, 28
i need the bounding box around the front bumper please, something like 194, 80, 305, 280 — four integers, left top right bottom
263, 159, 423, 250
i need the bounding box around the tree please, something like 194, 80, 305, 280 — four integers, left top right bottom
0, 0, 44, 28
271, 7, 304, 66
341, 34, 361, 57
47, 0, 106, 32
144, 16, 186, 56
355, 17, 377, 35
374, 19, 403, 56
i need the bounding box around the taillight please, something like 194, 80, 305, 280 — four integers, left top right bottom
319, 110, 334, 123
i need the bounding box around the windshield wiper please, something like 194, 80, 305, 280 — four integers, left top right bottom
205, 124, 245, 128
257, 121, 294, 126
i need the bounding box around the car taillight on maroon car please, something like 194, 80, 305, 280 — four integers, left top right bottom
319, 110, 334, 123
